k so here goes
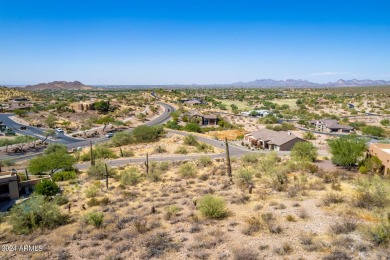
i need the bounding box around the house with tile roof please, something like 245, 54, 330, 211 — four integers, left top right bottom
244, 128, 305, 151
308, 119, 354, 133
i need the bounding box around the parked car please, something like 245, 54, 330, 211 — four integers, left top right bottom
19, 126, 27, 130
55, 128, 64, 133
105, 132, 114, 138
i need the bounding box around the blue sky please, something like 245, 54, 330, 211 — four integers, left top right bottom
1, 0, 390, 85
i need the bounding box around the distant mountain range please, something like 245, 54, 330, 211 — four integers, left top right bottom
24, 81, 94, 90
227, 79, 390, 88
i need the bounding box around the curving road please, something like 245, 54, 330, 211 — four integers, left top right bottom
0, 101, 176, 161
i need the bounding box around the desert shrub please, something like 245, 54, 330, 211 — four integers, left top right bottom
34, 179, 60, 196
154, 145, 167, 153
330, 218, 357, 234
303, 132, 316, 140
291, 141, 318, 162
197, 195, 228, 219
132, 125, 164, 143
120, 167, 142, 186
322, 192, 344, 206
110, 131, 134, 146
198, 156, 212, 167
134, 218, 148, 233
94, 144, 117, 159
122, 149, 134, 157
285, 215, 296, 222
184, 123, 202, 133
53, 195, 69, 206
353, 175, 389, 209
165, 205, 181, 220
323, 250, 352, 260
242, 216, 261, 235
196, 142, 213, 152
52, 170, 77, 182
85, 211, 104, 228
85, 185, 99, 198
183, 134, 199, 146
233, 247, 259, 260
87, 198, 100, 207
0, 212, 7, 223
368, 222, 390, 245
175, 146, 188, 154
9, 195, 66, 234
141, 232, 177, 259
148, 168, 163, 182
235, 168, 254, 188
179, 163, 198, 178
0, 159, 15, 167
87, 160, 112, 179
241, 153, 259, 164
274, 243, 293, 255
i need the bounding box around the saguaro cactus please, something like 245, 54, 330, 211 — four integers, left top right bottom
145, 153, 149, 175
225, 138, 232, 180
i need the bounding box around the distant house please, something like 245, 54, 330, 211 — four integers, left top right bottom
186, 111, 219, 126
244, 129, 305, 151
0, 100, 33, 112
180, 98, 207, 106
308, 119, 354, 133
241, 110, 271, 117
70, 100, 95, 111
368, 143, 390, 175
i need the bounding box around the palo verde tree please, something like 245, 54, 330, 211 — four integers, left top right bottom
291, 141, 318, 162
327, 136, 367, 169
28, 143, 75, 175
97, 115, 115, 131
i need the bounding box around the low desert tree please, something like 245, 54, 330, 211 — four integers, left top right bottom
13, 109, 27, 117
42, 129, 56, 142
94, 100, 110, 113
97, 115, 115, 131
165, 120, 181, 130
132, 125, 164, 142
34, 179, 60, 196
362, 125, 386, 137
291, 141, 318, 162
45, 114, 57, 128
9, 195, 66, 234
327, 136, 367, 169
197, 195, 228, 219
303, 132, 316, 140
183, 134, 199, 146
110, 131, 133, 147
184, 123, 201, 133
28, 144, 74, 175
380, 119, 390, 126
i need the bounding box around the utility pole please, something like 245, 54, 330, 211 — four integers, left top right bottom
90, 141, 95, 166
105, 164, 109, 189
225, 138, 232, 180
145, 153, 149, 175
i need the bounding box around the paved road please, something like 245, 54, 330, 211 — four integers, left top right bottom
0, 102, 175, 161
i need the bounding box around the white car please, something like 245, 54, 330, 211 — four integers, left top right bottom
55, 128, 64, 133
105, 133, 114, 138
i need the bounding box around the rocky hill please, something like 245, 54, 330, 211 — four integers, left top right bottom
24, 81, 93, 90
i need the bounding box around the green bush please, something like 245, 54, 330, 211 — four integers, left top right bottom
53, 195, 69, 206
241, 153, 259, 164
291, 141, 318, 162
9, 196, 66, 234
85, 211, 104, 228
197, 195, 228, 219
184, 123, 202, 133
94, 145, 117, 159
362, 125, 386, 137
165, 205, 181, 220
52, 170, 77, 182
132, 125, 164, 143
198, 156, 212, 167
179, 163, 198, 178
353, 176, 389, 209
34, 179, 60, 196
85, 185, 99, 198
120, 167, 142, 186
87, 161, 112, 179
184, 135, 199, 146
110, 131, 134, 146
368, 222, 390, 245
303, 132, 316, 140
235, 168, 254, 188
175, 146, 188, 154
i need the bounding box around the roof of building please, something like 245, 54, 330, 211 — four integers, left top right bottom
246, 128, 303, 146
309, 119, 354, 130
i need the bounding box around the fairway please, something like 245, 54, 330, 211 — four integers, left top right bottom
215, 99, 253, 111
272, 99, 298, 109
